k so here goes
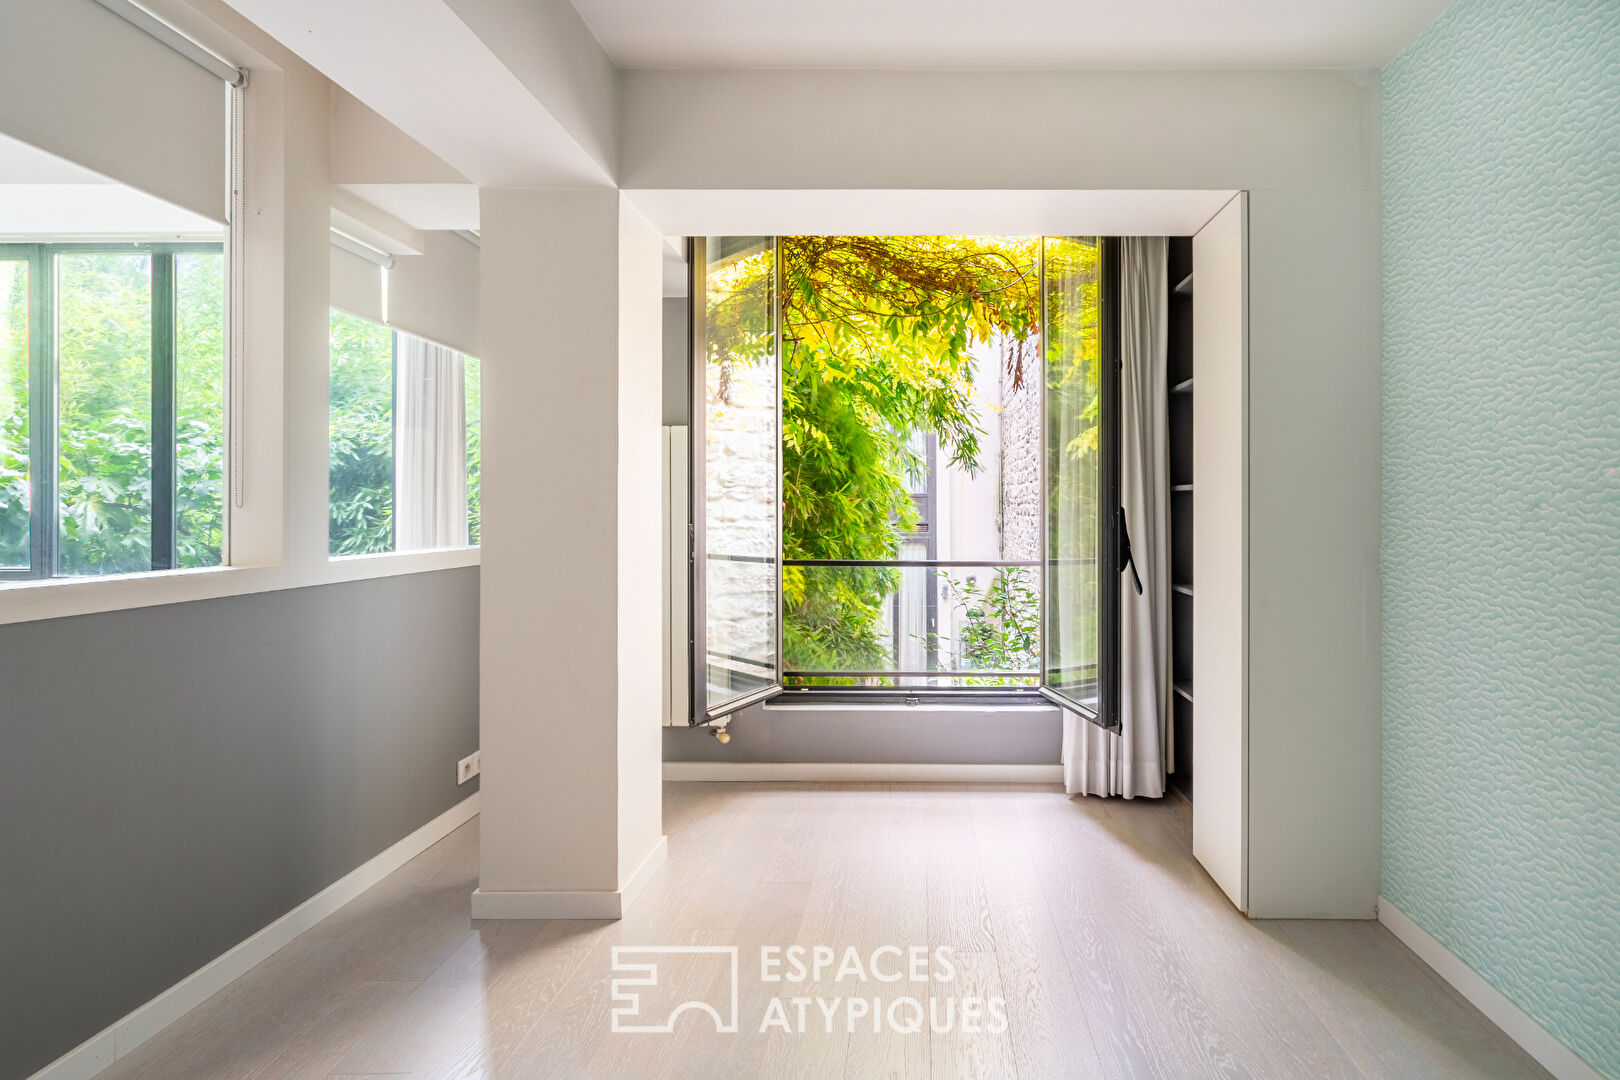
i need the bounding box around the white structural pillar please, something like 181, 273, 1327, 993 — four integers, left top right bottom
473, 188, 667, 918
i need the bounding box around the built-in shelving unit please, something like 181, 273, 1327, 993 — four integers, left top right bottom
1167, 237, 1194, 804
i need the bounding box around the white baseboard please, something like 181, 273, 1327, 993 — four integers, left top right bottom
471, 834, 669, 920
1377, 897, 1606, 1080
662, 761, 1063, 783
29, 793, 481, 1080
620, 835, 670, 912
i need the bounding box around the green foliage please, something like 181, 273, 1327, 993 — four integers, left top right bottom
775, 236, 1041, 677
328, 310, 394, 556
55, 252, 154, 574
174, 253, 226, 567
326, 316, 481, 555
1, 261, 30, 566
706, 235, 1102, 686
0, 249, 225, 575
923, 569, 1042, 687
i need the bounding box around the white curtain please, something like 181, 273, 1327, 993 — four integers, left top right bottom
394, 333, 468, 550
1064, 237, 1170, 799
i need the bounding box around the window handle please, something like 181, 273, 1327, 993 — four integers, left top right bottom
1115, 507, 1144, 596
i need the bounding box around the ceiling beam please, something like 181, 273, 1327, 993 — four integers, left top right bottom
221, 0, 614, 187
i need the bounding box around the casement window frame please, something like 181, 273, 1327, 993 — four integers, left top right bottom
686, 234, 1124, 726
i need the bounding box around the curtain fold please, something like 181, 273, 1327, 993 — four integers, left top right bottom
394, 333, 468, 550
1064, 236, 1170, 799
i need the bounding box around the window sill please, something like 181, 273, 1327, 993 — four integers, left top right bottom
0, 564, 279, 627
761, 697, 1058, 716
327, 546, 482, 576
0, 547, 480, 627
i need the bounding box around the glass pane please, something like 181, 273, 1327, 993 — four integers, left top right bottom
1044, 237, 1103, 710
0, 259, 29, 569
701, 236, 778, 711
784, 562, 1039, 688
176, 251, 225, 567
57, 252, 153, 576
464, 355, 481, 546
329, 309, 395, 556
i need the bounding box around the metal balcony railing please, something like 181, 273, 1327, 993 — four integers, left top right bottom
782, 558, 1045, 688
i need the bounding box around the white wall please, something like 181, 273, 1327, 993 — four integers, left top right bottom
477, 188, 664, 904
619, 69, 1375, 193
479, 188, 621, 894
619, 66, 1382, 918
615, 196, 666, 886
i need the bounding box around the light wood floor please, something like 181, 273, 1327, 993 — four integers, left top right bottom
97, 783, 1549, 1079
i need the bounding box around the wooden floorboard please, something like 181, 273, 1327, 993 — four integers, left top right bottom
94, 783, 1552, 1080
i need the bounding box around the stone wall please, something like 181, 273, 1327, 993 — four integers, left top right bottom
703, 356, 777, 677
999, 341, 1042, 561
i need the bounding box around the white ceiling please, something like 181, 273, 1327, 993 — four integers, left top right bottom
569, 0, 1452, 69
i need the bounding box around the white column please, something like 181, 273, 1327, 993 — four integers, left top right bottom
473, 188, 666, 918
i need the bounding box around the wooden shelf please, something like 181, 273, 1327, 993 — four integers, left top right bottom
1172, 483, 1194, 493
1171, 377, 1194, 394
1173, 272, 1194, 297
1173, 582, 1194, 597
1174, 680, 1194, 702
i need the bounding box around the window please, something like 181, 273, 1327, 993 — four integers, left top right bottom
327, 309, 480, 556
0, 0, 242, 586
328, 309, 395, 555
1, 242, 225, 579
689, 235, 1115, 720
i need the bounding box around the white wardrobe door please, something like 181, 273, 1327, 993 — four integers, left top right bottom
1192, 192, 1248, 911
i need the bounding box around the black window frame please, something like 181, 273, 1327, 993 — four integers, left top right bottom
0, 240, 224, 580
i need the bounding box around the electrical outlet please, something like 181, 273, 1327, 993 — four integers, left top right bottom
457, 751, 481, 785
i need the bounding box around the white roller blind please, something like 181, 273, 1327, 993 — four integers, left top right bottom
330, 244, 386, 325
0, 0, 229, 222
388, 231, 480, 357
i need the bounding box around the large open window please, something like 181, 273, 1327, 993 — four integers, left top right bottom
690, 235, 1118, 725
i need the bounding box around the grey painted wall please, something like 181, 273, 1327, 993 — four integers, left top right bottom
663, 701, 1062, 764
0, 568, 479, 1080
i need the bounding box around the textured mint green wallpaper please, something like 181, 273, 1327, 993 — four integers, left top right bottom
1382, 0, 1620, 1074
